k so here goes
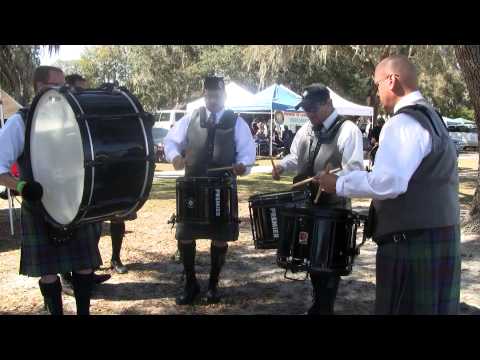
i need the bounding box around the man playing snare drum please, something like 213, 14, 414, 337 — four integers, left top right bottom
164, 75, 256, 305
272, 84, 364, 315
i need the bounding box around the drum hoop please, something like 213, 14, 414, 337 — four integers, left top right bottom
24, 86, 94, 229
115, 89, 150, 218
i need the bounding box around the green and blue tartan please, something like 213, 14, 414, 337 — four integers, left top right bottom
375, 225, 461, 315
19, 201, 103, 277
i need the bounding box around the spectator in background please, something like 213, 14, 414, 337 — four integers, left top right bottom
282, 125, 294, 155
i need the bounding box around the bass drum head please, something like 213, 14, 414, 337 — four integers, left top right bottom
30, 89, 84, 226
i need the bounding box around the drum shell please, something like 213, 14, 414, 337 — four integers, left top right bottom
277, 206, 359, 275
248, 190, 309, 249
25, 86, 155, 229
175, 176, 239, 241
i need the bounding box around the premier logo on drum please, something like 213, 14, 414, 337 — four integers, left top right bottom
270, 208, 280, 239
215, 189, 221, 216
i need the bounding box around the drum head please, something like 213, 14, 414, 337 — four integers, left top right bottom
30, 89, 85, 225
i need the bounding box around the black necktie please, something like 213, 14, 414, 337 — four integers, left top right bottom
207, 112, 216, 128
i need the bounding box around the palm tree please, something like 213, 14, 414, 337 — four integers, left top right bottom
0, 45, 60, 105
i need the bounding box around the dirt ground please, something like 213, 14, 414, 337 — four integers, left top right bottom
1, 154, 480, 315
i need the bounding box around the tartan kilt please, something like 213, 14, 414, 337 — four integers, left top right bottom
19, 202, 103, 277
375, 225, 461, 315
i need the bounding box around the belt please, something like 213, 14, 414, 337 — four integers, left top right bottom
373, 229, 426, 246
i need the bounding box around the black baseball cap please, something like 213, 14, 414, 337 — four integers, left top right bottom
295, 83, 330, 110
204, 75, 225, 91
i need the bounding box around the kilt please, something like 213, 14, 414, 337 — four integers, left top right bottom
375, 225, 461, 315
19, 201, 103, 277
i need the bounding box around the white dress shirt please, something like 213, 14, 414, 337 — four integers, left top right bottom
0, 113, 25, 174
279, 110, 364, 176
164, 107, 256, 174
336, 91, 432, 199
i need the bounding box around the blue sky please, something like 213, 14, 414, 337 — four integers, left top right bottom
40, 45, 92, 65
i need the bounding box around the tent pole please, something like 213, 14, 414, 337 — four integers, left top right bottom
270, 109, 273, 157
0, 90, 15, 237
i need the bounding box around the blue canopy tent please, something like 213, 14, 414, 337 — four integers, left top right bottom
230, 84, 302, 155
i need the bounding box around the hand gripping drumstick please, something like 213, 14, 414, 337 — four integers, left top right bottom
271, 157, 279, 178
314, 165, 342, 204
290, 167, 341, 189
207, 163, 257, 172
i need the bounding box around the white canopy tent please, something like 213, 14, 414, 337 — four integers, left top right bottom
326, 87, 374, 117
186, 82, 255, 113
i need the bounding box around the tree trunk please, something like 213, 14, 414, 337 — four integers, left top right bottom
454, 45, 480, 233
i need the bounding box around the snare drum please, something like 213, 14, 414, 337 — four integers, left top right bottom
175, 176, 239, 241
277, 206, 367, 276
23, 84, 155, 230
248, 190, 309, 249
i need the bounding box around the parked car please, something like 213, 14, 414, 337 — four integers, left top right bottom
153, 110, 187, 129
447, 123, 478, 151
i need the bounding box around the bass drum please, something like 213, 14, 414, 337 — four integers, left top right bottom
24, 84, 155, 229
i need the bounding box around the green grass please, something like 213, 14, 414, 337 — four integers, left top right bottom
150, 172, 295, 202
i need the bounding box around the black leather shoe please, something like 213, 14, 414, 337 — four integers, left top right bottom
307, 302, 334, 315
176, 280, 200, 305
93, 273, 111, 284
205, 286, 222, 304
111, 259, 128, 274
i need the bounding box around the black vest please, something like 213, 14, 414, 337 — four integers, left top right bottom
185, 107, 237, 177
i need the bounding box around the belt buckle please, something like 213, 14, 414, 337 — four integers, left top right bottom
393, 233, 406, 243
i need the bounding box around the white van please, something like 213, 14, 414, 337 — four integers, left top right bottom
154, 110, 187, 129
445, 119, 478, 150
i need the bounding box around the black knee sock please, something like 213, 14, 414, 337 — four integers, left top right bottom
178, 242, 196, 283
39, 276, 63, 315
210, 243, 228, 287
310, 273, 340, 313
72, 272, 93, 315
111, 221, 125, 262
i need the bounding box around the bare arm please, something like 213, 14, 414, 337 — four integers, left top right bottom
0, 173, 20, 191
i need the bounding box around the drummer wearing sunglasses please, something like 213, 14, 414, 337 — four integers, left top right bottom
0, 66, 101, 315
271, 84, 364, 314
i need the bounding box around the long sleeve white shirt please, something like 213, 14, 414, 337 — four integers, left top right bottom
0, 113, 25, 174
164, 108, 256, 174
336, 91, 432, 200
279, 110, 364, 176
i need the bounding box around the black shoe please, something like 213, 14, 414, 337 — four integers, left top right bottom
307, 302, 333, 315
111, 259, 128, 274
206, 276, 222, 304
93, 273, 111, 284
176, 279, 200, 305
205, 286, 222, 304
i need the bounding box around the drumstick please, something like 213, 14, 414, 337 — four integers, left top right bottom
207, 163, 257, 172
291, 176, 315, 188
270, 157, 279, 178
314, 166, 342, 204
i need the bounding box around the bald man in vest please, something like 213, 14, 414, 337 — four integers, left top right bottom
315, 55, 461, 315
